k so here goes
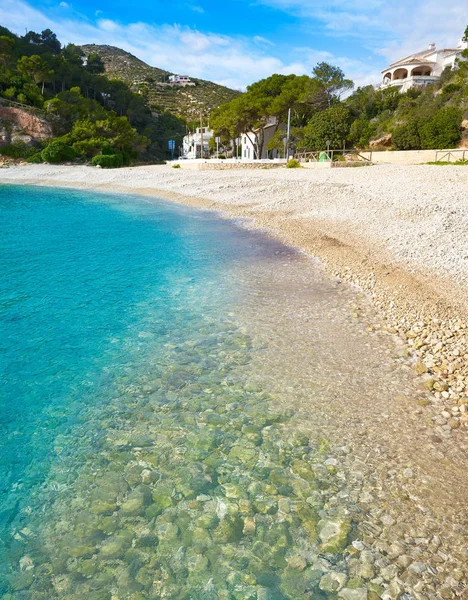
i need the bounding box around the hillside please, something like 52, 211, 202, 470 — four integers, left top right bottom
80, 45, 241, 120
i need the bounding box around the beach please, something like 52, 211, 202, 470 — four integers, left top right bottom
1, 163, 467, 424
1, 165, 468, 598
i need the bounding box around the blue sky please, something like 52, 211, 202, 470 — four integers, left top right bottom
1, 0, 467, 90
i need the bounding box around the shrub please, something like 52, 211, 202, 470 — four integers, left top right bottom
419, 107, 461, 149
172, 163, 181, 169
101, 142, 115, 156
0, 142, 39, 159
348, 119, 376, 149
91, 153, 123, 168
41, 140, 76, 163
286, 158, 301, 168
442, 83, 462, 95
392, 119, 421, 150
26, 152, 43, 164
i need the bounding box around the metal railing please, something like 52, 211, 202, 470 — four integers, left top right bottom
0, 97, 57, 120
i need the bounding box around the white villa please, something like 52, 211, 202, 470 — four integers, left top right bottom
182, 127, 213, 159
241, 120, 286, 160
381, 39, 468, 92
168, 75, 195, 87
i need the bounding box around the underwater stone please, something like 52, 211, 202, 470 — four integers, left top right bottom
213, 515, 243, 543
124, 465, 145, 486
99, 531, 133, 559
317, 518, 352, 553
150, 482, 174, 514
90, 501, 117, 516
120, 485, 152, 516
253, 497, 277, 515
9, 571, 34, 592
338, 588, 369, 600
228, 445, 258, 465
76, 559, 98, 577
290, 460, 316, 482
319, 572, 348, 593
99, 516, 119, 534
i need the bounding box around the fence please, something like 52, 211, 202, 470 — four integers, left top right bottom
0, 97, 57, 120
295, 148, 372, 163
435, 149, 468, 162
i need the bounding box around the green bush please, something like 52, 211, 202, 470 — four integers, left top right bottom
41, 140, 76, 163
26, 152, 43, 163
172, 163, 181, 169
419, 107, 461, 149
392, 120, 421, 150
101, 141, 115, 156
442, 83, 462, 95
91, 153, 123, 168
348, 119, 376, 149
0, 142, 40, 159
285, 158, 301, 168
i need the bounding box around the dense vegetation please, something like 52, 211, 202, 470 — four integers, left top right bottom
211, 28, 468, 156
0, 26, 186, 164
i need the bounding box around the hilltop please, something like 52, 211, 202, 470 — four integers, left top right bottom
80, 45, 241, 120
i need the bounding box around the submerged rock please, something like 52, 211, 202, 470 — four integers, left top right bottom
318, 518, 352, 553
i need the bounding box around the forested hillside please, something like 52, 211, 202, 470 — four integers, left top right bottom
0, 26, 186, 164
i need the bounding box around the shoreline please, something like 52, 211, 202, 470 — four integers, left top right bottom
1, 164, 467, 430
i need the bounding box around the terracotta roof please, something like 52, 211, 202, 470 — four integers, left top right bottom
388, 47, 461, 68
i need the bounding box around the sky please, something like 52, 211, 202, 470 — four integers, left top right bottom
0, 0, 467, 90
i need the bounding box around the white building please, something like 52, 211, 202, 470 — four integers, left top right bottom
381, 39, 468, 92
182, 127, 213, 159
241, 120, 286, 160
168, 74, 195, 87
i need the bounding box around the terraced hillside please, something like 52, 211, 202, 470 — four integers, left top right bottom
81, 45, 241, 120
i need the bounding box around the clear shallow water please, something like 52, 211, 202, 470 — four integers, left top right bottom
0, 185, 354, 599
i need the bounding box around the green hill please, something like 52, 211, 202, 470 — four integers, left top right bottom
80, 44, 241, 120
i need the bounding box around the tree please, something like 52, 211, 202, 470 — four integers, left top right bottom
300, 106, 351, 150
17, 54, 53, 94
23, 29, 61, 55
348, 119, 376, 149
0, 36, 14, 70
86, 53, 105, 75
41, 140, 75, 163
312, 62, 354, 107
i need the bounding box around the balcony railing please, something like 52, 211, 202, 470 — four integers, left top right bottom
381, 75, 439, 88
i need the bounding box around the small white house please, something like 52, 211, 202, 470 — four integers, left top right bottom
241, 120, 286, 160
168, 74, 195, 87
381, 38, 468, 92
183, 127, 213, 159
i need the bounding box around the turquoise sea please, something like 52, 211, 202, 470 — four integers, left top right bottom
0, 185, 355, 599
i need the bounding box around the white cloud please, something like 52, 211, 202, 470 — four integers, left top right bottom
259, 0, 468, 62
0, 0, 382, 89
189, 4, 204, 13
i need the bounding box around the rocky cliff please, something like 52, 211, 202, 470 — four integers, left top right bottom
0, 106, 53, 146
